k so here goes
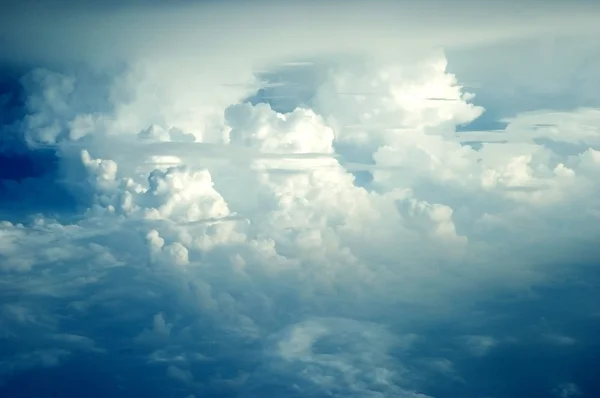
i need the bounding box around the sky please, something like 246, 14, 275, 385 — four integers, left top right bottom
1, 1, 600, 397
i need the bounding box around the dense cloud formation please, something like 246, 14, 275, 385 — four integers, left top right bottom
1, 1, 600, 397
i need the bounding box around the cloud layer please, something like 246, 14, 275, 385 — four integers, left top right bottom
1, 1, 600, 397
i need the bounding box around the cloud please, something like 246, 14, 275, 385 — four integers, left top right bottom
135, 313, 173, 346
553, 382, 582, 398
0, 349, 71, 382
461, 336, 498, 357
1, 1, 600, 397
50, 333, 106, 354
243, 317, 429, 397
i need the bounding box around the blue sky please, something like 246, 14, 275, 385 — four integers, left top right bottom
1, 1, 600, 397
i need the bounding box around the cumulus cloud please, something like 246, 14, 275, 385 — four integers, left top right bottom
1, 1, 599, 397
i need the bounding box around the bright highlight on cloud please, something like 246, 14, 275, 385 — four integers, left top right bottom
1, 1, 600, 397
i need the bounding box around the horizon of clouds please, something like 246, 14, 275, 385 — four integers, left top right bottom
2, 0, 600, 67
1, 1, 600, 397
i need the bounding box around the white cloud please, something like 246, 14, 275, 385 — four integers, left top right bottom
1, 2, 600, 396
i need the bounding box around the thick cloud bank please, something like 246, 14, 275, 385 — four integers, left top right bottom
1, 1, 600, 397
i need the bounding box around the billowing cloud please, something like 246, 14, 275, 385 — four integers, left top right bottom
1, 1, 599, 397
